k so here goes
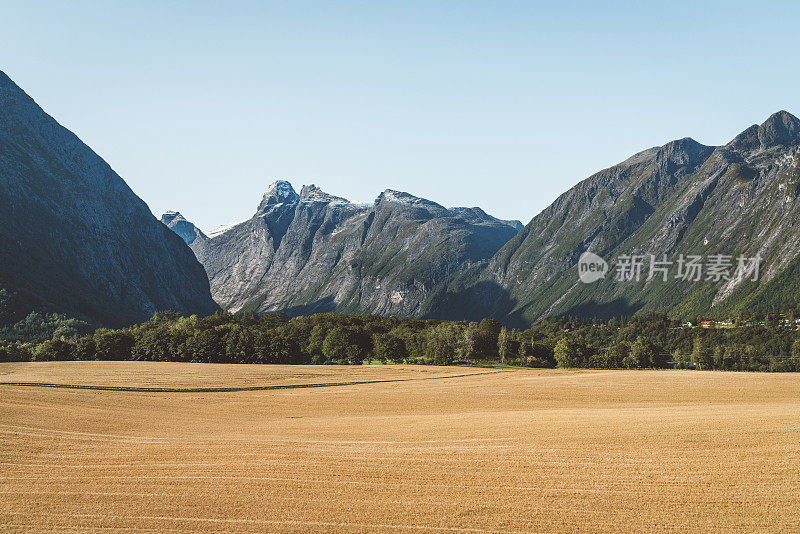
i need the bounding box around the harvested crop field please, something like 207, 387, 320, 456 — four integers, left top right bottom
1, 363, 799, 532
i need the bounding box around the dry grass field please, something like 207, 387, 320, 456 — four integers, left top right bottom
1, 362, 799, 533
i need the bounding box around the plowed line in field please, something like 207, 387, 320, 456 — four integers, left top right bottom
0, 370, 505, 392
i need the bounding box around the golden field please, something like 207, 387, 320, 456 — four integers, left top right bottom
1, 362, 799, 533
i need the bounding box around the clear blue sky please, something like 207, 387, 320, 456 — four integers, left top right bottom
3, 1, 799, 231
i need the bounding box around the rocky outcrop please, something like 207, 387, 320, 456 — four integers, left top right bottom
169, 181, 522, 317
0, 71, 218, 327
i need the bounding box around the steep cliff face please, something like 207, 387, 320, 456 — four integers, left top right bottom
0, 71, 218, 327
470, 111, 800, 324
170, 181, 521, 317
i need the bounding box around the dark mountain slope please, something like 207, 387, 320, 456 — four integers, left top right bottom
0, 71, 218, 327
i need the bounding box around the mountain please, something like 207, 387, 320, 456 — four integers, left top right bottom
166, 110, 800, 326
167, 181, 522, 316
161, 211, 207, 245
0, 71, 218, 327
459, 111, 800, 325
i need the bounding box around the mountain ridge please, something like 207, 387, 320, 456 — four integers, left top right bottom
454, 110, 800, 325
163, 110, 800, 325
167, 181, 522, 316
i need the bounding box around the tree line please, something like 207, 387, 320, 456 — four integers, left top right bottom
1, 309, 799, 371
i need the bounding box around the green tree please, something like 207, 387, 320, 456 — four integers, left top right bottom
604, 341, 631, 368
260, 329, 303, 364
225, 324, 256, 363
787, 339, 800, 372
765, 313, 781, 330
94, 329, 135, 361
458, 323, 478, 360
0, 342, 32, 362
187, 328, 225, 363
498, 327, 511, 363
425, 323, 459, 365
629, 336, 662, 368
74, 336, 97, 361
530, 341, 555, 367
554, 337, 587, 368
373, 333, 407, 363
322, 327, 367, 364
691, 337, 715, 370
517, 340, 531, 364
131, 326, 172, 362
792, 339, 800, 360
307, 324, 328, 358
722, 346, 738, 370
475, 318, 502, 359
34, 338, 75, 361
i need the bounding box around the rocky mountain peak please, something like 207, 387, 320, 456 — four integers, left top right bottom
375, 189, 447, 211
758, 110, 800, 149
299, 184, 352, 205
654, 137, 714, 168
160, 211, 206, 245
661, 136, 706, 155
728, 110, 800, 153
257, 180, 300, 212
161, 211, 186, 225
449, 206, 524, 230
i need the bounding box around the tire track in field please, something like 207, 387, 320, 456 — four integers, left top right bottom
0, 369, 507, 393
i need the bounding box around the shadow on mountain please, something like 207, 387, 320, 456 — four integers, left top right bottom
560, 298, 642, 321
280, 296, 337, 317
425, 280, 517, 324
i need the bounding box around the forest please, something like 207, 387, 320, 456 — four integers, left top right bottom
2, 301, 800, 371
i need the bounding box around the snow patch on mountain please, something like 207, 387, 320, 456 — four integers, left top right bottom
208, 219, 250, 238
